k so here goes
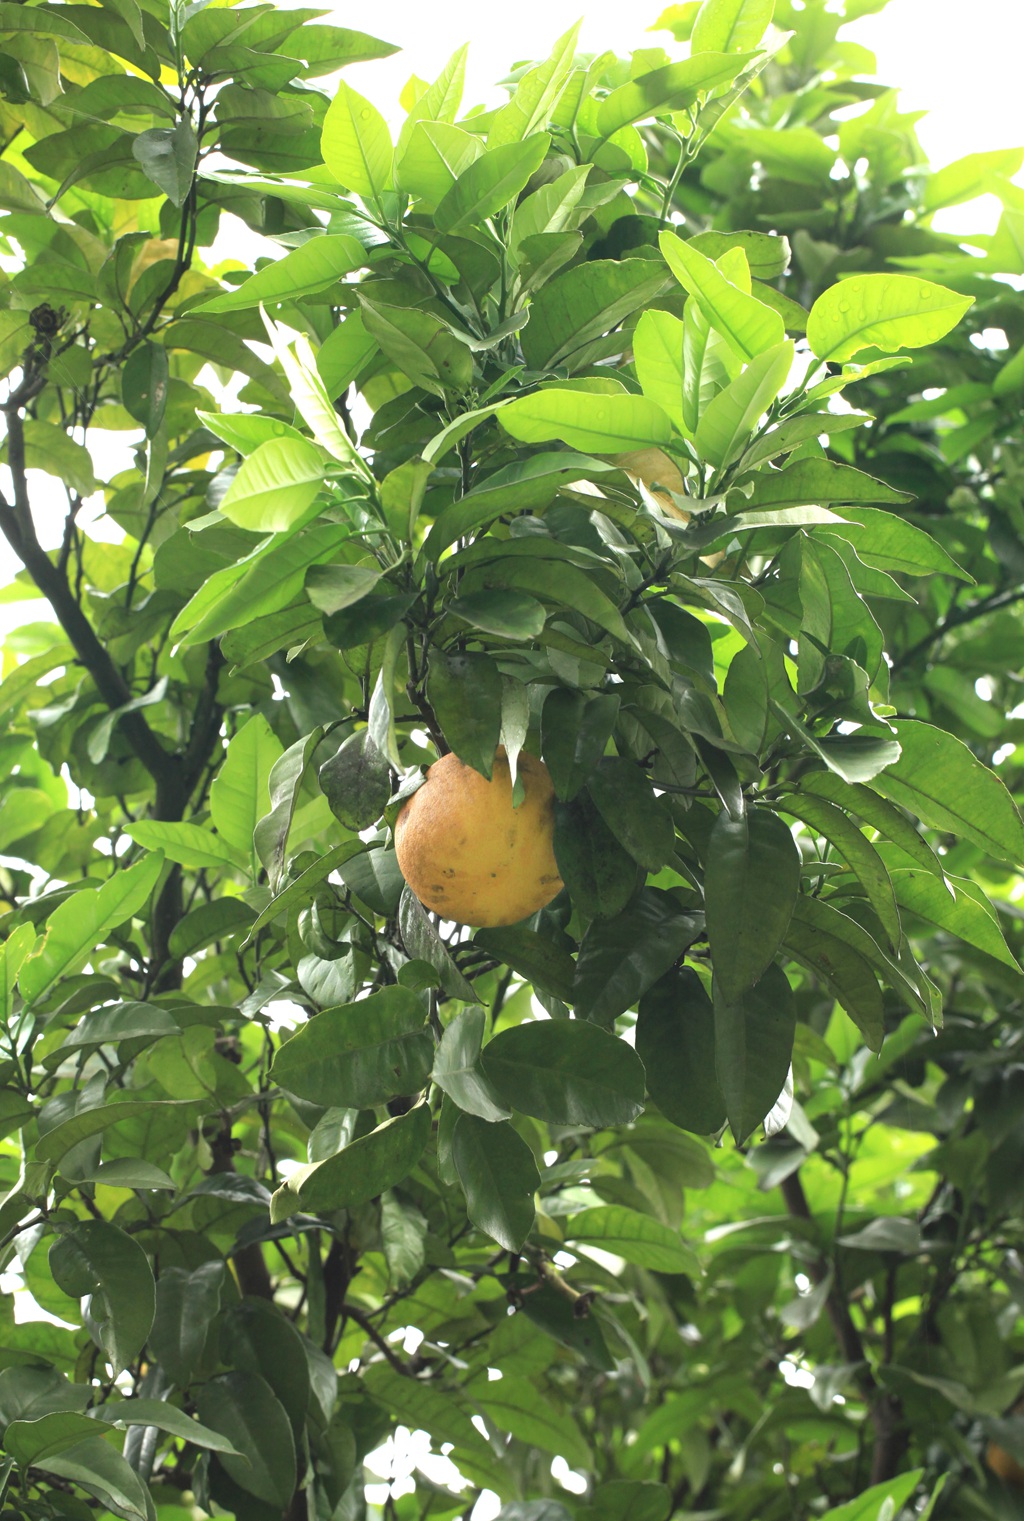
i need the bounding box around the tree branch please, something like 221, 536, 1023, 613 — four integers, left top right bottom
780, 1170, 907, 1485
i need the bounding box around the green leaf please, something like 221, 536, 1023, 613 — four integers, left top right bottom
704, 808, 800, 999
474, 923, 576, 1002
321, 79, 393, 200
397, 888, 477, 1001
261, 317, 367, 469
888, 868, 1020, 970
692, 0, 774, 54
714, 962, 796, 1144
317, 309, 378, 397
452, 1113, 539, 1252
35, 1096, 195, 1164
542, 689, 620, 802
427, 650, 503, 779
489, 20, 580, 144
396, 119, 483, 204
242, 840, 366, 945
565, 1205, 699, 1274
148, 1261, 225, 1388
201, 234, 366, 312
19, 420, 97, 497
42, 1438, 153, 1521
869, 720, 1024, 864
96, 1396, 240, 1454
131, 118, 197, 205
806, 274, 974, 363
49, 1221, 155, 1374
126, 820, 241, 870
780, 794, 901, 952
195, 1373, 296, 1511
573, 889, 703, 1025
318, 728, 391, 832
434, 134, 551, 234
782, 897, 885, 1048
660, 230, 785, 360
20, 853, 164, 1005
431, 1005, 511, 1121
449, 589, 547, 641
522, 259, 669, 371
481, 1019, 645, 1127
740, 458, 912, 510
305, 563, 382, 615
596, 52, 751, 137
271, 1101, 431, 1220
587, 758, 675, 873
553, 794, 641, 921
695, 340, 793, 467
476, 1374, 591, 1468
271, 987, 433, 1107
218, 436, 325, 534
500, 389, 671, 454
819, 1472, 924, 1521
210, 713, 283, 860
821, 507, 971, 581
397, 43, 468, 153
4, 1411, 107, 1468
801, 771, 944, 880
636, 967, 727, 1138
121, 340, 167, 438
633, 309, 686, 434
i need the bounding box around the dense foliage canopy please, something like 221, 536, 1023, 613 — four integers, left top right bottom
2, 0, 1024, 1518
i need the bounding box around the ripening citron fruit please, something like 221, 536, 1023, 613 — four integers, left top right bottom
394, 748, 563, 928
986, 1442, 1024, 1488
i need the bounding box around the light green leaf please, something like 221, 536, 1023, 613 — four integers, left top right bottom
660, 229, 785, 360
200, 234, 366, 313
271, 1102, 431, 1220
500, 389, 671, 453
396, 119, 482, 203
434, 134, 550, 235
522, 258, 668, 371
869, 720, 1024, 865
20, 853, 165, 1005
219, 436, 325, 535
596, 52, 751, 137
633, 309, 686, 434
321, 79, 393, 200
692, 0, 775, 54
565, 1204, 700, 1274
888, 868, 1020, 971
695, 339, 793, 467
806, 274, 974, 363
20, 420, 97, 497
397, 43, 468, 155
126, 820, 242, 871
210, 713, 284, 859
489, 21, 580, 144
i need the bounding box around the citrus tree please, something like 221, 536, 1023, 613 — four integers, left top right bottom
2, 1, 1024, 1519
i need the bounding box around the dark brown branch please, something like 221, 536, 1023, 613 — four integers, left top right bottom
780, 1171, 907, 1486
341, 1301, 412, 1376
1, 398, 177, 793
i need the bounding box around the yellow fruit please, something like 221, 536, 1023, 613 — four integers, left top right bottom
394, 749, 563, 928
987, 1442, 1024, 1488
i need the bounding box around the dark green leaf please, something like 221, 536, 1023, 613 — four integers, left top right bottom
131, 117, 197, 205
432, 1005, 511, 1121
542, 690, 620, 801
637, 968, 726, 1135
573, 889, 704, 1025
426, 650, 502, 779
481, 1019, 645, 1126
318, 729, 392, 832
714, 962, 796, 1144
49, 1222, 155, 1374
271, 987, 433, 1108
588, 758, 675, 872
271, 1102, 430, 1220
704, 808, 801, 998
553, 794, 642, 921
195, 1372, 296, 1511
148, 1261, 224, 1388
452, 1113, 539, 1252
